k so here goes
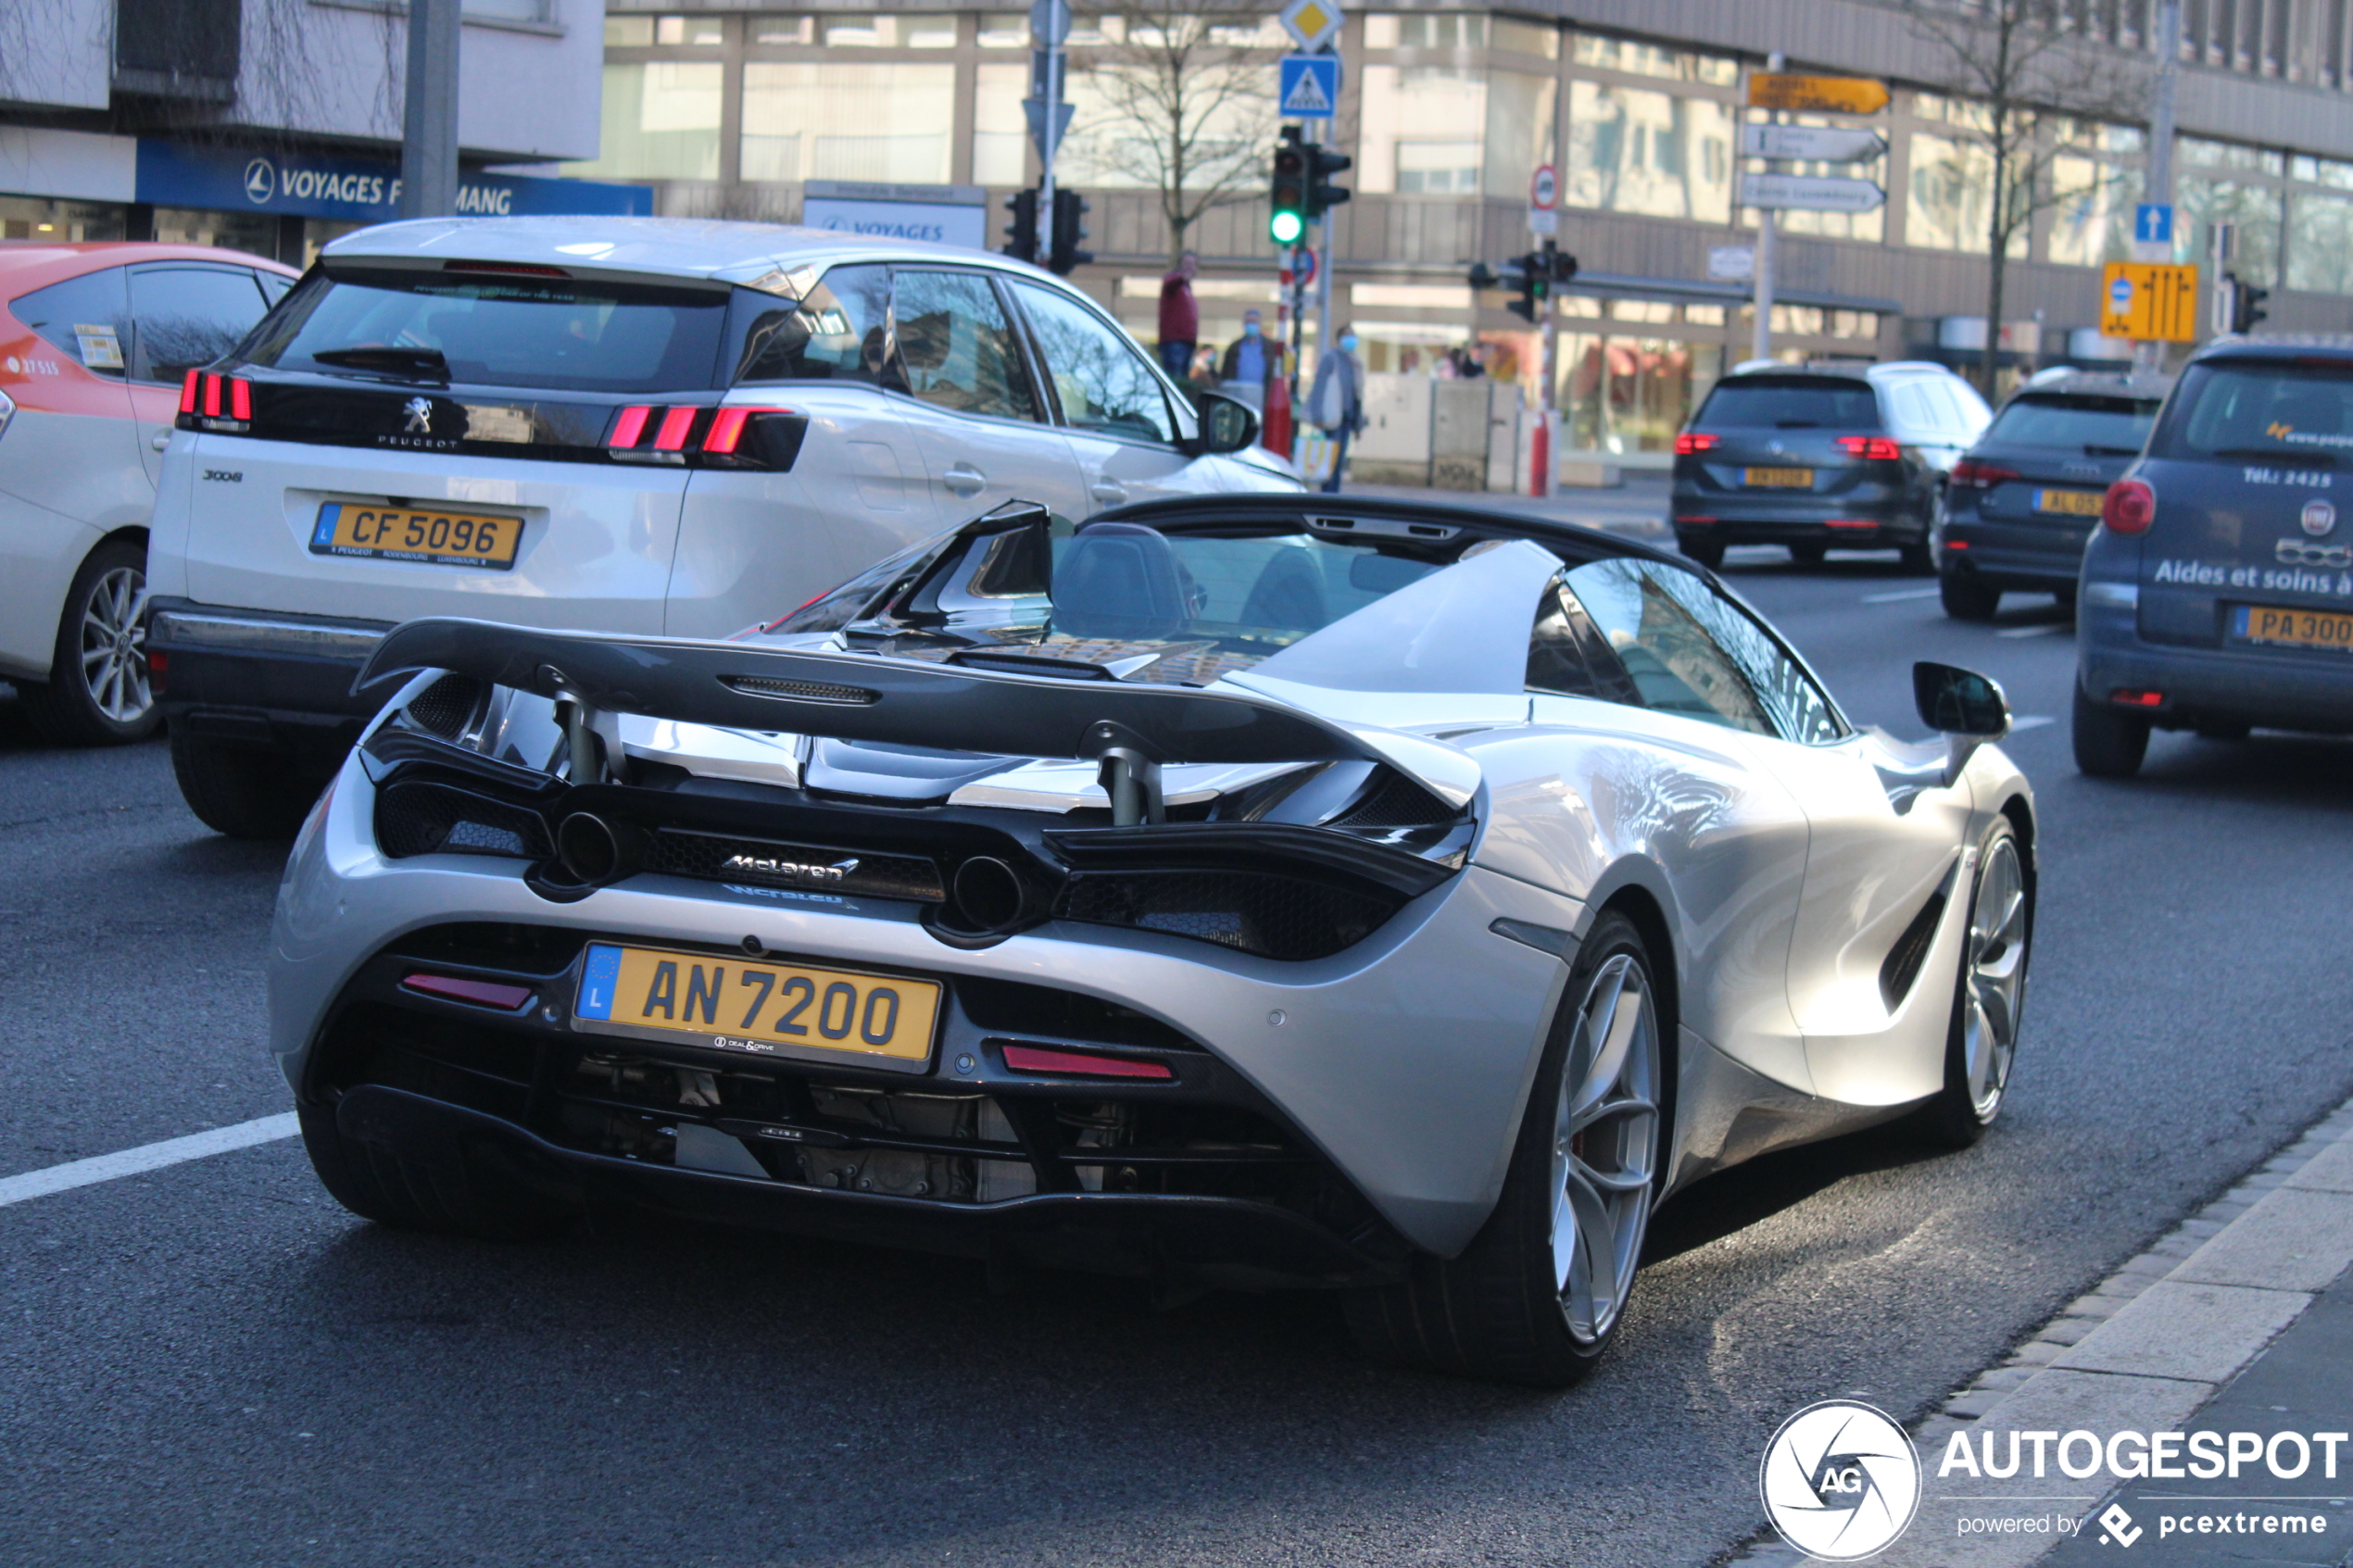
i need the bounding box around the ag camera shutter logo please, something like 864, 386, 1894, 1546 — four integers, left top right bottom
1760, 1400, 1922, 1561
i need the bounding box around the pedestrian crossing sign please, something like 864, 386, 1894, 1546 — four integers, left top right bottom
1279, 55, 1340, 119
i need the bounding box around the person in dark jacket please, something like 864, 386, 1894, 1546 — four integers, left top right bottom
1305, 326, 1366, 494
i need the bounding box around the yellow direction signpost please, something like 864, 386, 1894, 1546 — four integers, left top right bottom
2100, 261, 2201, 343
1746, 74, 1891, 114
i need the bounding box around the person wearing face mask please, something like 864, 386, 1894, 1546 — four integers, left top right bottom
1304, 325, 1366, 494
1217, 308, 1281, 412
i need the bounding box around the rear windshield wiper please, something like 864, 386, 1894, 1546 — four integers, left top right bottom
307, 345, 451, 383
2210, 446, 2336, 467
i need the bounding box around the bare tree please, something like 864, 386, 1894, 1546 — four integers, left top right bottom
1901, 0, 2146, 395
1069, 0, 1277, 264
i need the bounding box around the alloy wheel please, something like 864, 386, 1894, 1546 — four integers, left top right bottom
1550, 952, 1661, 1345
1961, 836, 2028, 1120
77, 565, 152, 725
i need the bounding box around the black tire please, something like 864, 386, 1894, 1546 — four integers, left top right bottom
2070, 685, 2149, 778
1680, 537, 1725, 571
1343, 910, 1667, 1387
1939, 571, 2002, 621
1789, 543, 1827, 566
1916, 817, 2031, 1149
171, 730, 318, 838
1899, 541, 1935, 574
299, 1100, 573, 1241
15, 538, 161, 746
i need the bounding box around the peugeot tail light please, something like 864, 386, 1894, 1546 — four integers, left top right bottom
2102, 478, 2157, 534
179, 369, 201, 414
1835, 435, 1904, 461
229, 377, 252, 421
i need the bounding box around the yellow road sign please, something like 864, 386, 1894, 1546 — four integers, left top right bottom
1746, 74, 1891, 114
2101, 261, 2201, 342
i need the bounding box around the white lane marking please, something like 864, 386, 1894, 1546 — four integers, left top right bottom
0, 1112, 300, 1209
1995, 623, 2064, 638
1862, 588, 1942, 603
2011, 715, 2056, 732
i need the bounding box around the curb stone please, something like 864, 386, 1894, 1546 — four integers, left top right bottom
1721, 1096, 2353, 1568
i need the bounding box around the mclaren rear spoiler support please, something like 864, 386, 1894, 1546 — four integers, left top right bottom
359, 619, 1448, 825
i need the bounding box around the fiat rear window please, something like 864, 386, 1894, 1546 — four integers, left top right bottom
240, 266, 732, 393
1695, 378, 1879, 429
2161, 360, 2353, 460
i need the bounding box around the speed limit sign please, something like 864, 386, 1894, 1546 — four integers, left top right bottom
1529, 164, 1558, 210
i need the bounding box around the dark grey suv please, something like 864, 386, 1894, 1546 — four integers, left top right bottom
2075, 338, 2353, 775
1670, 361, 1991, 571
1936, 372, 2170, 621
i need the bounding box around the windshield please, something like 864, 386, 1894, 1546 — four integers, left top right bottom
776, 523, 1447, 685
1985, 394, 2159, 453
1697, 378, 1878, 430
243, 267, 731, 393
2160, 361, 2353, 460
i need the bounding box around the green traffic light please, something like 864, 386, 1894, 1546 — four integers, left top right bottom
1270, 210, 1304, 245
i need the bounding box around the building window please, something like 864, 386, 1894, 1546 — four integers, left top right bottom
1363, 13, 1489, 49
749, 15, 814, 44
741, 63, 959, 182
978, 12, 1028, 45
2288, 192, 2353, 293
2177, 175, 2284, 283
1569, 32, 1738, 86
568, 61, 724, 181
1359, 66, 1554, 199
974, 62, 1029, 185
1906, 131, 2026, 255
1567, 81, 1732, 221
821, 14, 955, 46
606, 14, 723, 45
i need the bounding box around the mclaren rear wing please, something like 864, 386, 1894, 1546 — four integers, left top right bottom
359, 618, 1478, 820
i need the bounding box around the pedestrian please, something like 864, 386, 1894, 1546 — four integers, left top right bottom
1305, 325, 1365, 495
1218, 307, 1277, 401
1157, 250, 1200, 383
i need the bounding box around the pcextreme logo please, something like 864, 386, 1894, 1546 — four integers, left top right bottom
1760, 1400, 1923, 1561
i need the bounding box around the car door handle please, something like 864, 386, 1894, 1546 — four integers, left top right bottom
1089, 480, 1128, 506
150, 432, 171, 452
942, 463, 987, 497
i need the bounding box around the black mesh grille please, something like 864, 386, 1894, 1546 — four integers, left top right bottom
376, 781, 553, 861
1057, 872, 1396, 960
403, 674, 483, 739
1327, 768, 1454, 830
648, 828, 945, 901
721, 674, 880, 706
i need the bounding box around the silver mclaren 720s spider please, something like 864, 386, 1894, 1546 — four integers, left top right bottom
270, 494, 2034, 1386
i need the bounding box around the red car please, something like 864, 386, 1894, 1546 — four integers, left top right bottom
0, 243, 296, 744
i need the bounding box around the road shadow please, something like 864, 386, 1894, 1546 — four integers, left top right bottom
1642, 1117, 1941, 1267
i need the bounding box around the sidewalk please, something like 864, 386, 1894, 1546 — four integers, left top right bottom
1734, 1097, 2353, 1567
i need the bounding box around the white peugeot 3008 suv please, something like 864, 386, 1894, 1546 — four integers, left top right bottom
145, 216, 1296, 835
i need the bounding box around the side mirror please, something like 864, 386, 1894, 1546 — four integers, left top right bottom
1188, 390, 1260, 456
1914, 660, 2011, 786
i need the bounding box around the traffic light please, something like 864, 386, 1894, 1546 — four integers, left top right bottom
1048, 187, 1092, 276
1002, 187, 1038, 264
1306, 144, 1352, 220
2228, 272, 2270, 333
1270, 128, 1307, 246
1473, 244, 1579, 324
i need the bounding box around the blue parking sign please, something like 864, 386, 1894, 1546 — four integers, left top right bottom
2134, 203, 2173, 245
1279, 55, 1340, 119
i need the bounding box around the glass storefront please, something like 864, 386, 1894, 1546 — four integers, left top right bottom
0, 196, 125, 241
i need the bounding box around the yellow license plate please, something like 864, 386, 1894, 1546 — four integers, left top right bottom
2233, 604, 2353, 650
308, 501, 522, 570
2036, 488, 2105, 516
1743, 467, 1814, 488
573, 943, 941, 1069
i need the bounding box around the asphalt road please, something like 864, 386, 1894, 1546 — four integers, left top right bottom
5, 544, 2352, 1568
